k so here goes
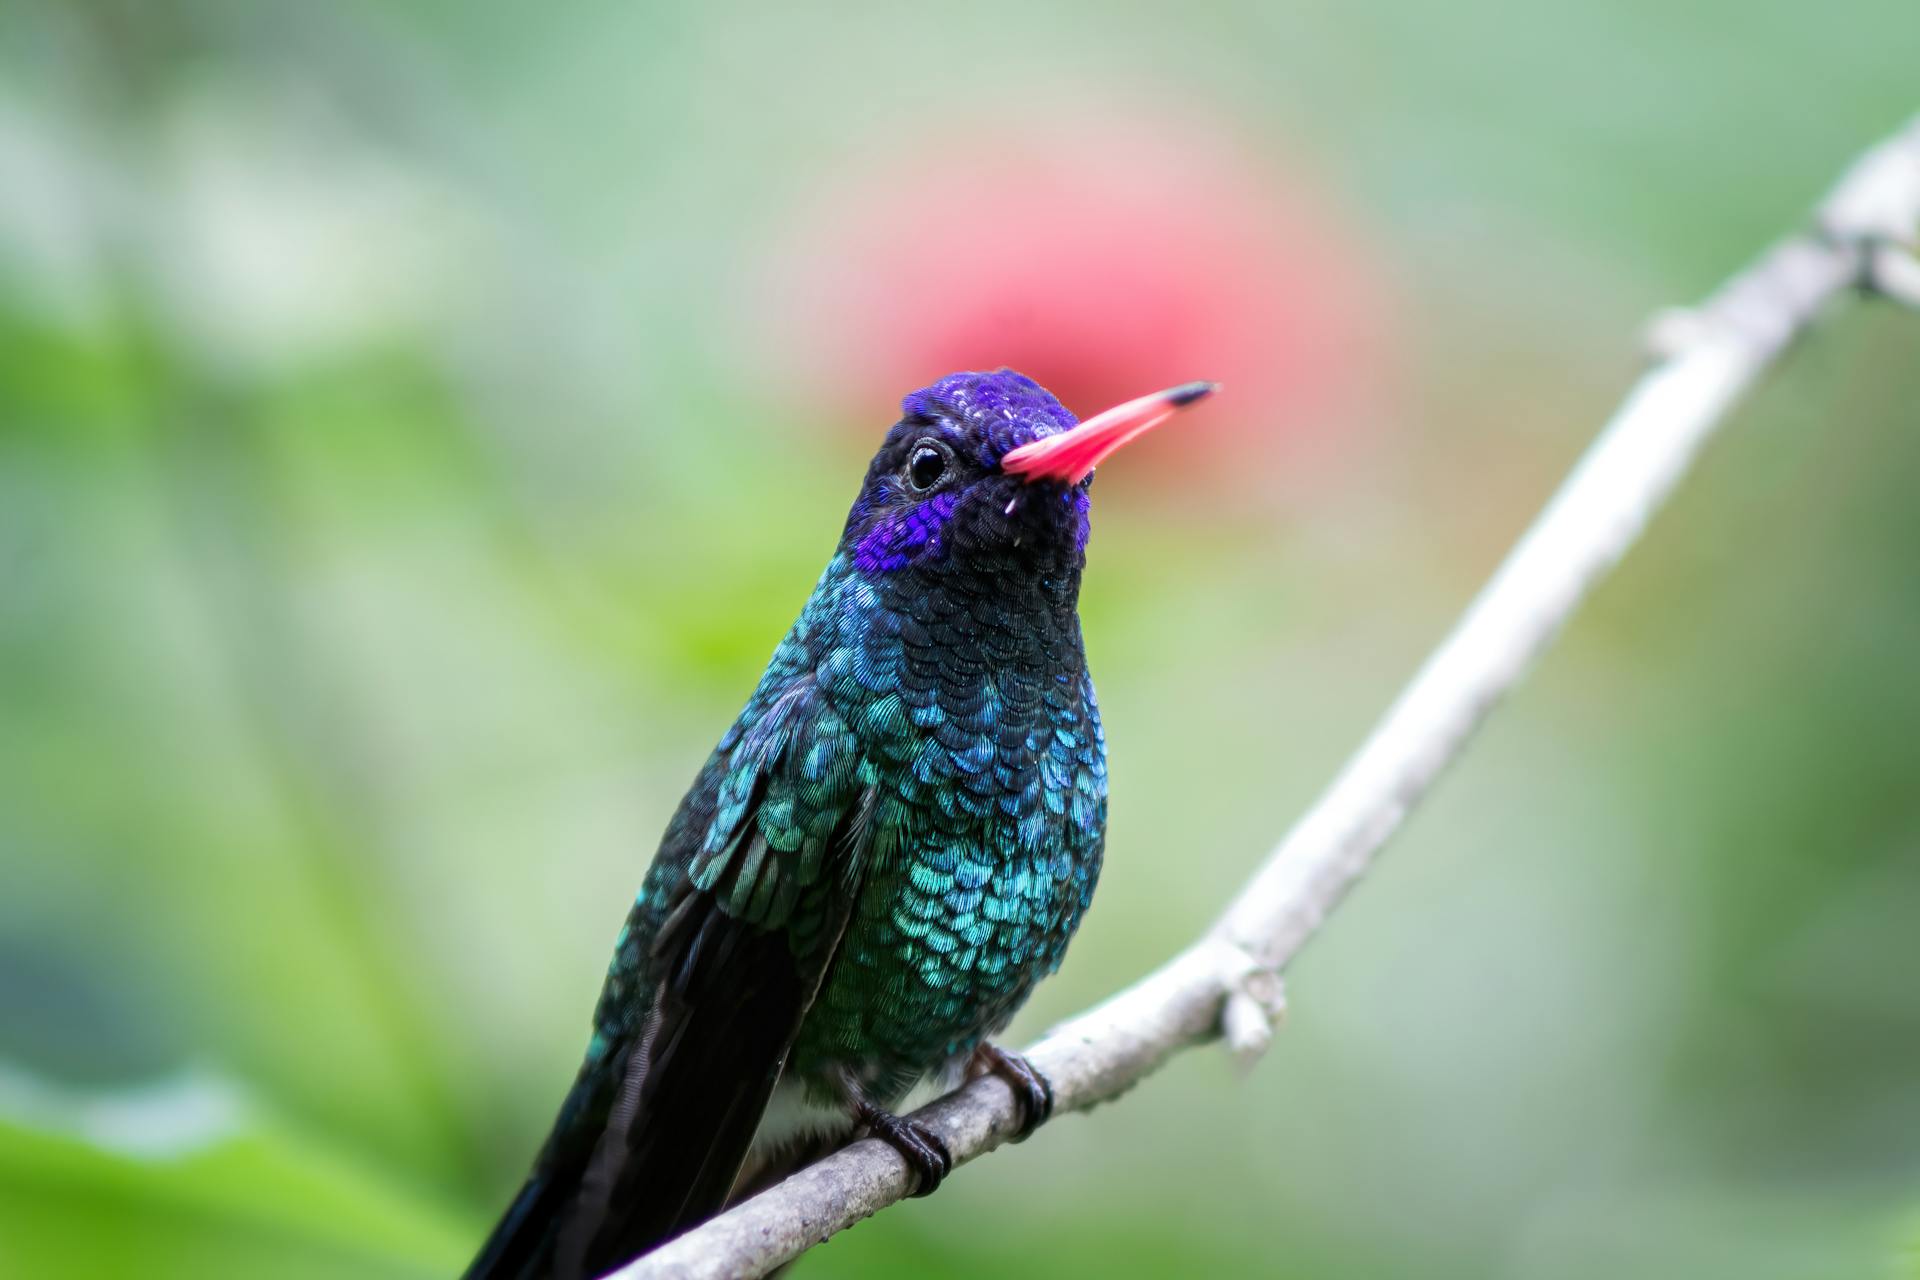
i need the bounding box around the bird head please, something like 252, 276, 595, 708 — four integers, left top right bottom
841, 369, 1215, 580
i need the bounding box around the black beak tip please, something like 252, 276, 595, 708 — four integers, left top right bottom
1166, 381, 1221, 408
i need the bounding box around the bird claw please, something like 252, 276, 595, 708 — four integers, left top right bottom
970, 1043, 1055, 1141
865, 1110, 952, 1197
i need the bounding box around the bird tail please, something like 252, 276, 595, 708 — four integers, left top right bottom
463, 1047, 793, 1280
463, 1054, 624, 1280
464, 1165, 571, 1280
462, 906, 810, 1279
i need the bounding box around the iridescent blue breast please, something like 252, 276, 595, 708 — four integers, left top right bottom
784, 552, 1107, 1093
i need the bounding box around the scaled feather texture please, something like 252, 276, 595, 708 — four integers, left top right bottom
467, 369, 1215, 1280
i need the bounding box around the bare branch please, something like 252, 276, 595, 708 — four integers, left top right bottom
615, 115, 1920, 1280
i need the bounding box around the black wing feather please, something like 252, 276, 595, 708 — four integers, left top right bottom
466, 754, 872, 1280
552, 876, 827, 1274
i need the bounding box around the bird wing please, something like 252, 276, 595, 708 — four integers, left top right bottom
467, 669, 875, 1280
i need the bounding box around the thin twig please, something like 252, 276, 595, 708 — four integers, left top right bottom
615, 115, 1920, 1280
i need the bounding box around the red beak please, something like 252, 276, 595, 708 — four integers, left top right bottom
1000, 381, 1219, 485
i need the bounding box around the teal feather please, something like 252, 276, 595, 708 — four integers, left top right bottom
468, 371, 1117, 1280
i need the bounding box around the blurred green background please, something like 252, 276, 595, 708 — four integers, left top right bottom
3, 2, 1918, 1277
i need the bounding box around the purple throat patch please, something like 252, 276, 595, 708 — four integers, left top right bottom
854, 490, 960, 573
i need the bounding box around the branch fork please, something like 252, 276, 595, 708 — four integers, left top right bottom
1218, 950, 1287, 1069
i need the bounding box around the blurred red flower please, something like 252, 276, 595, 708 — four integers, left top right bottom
745, 109, 1392, 485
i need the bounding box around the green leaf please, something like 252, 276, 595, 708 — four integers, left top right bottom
0, 1069, 476, 1279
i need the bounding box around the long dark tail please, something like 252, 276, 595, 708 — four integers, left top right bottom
464, 899, 815, 1279
463, 1057, 620, 1280
466, 1111, 835, 1280
464, 1164, 570, 1280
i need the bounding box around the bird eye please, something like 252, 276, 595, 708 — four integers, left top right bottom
906, 441, 950, 491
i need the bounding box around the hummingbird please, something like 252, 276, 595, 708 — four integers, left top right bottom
467, 369, 1216, 1279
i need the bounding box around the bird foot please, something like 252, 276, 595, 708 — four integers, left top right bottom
856, 1103, 952, 1197
968, 1042, 1055, 1141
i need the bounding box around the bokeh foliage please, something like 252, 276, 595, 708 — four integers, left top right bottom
2, 2, 1918, 1277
